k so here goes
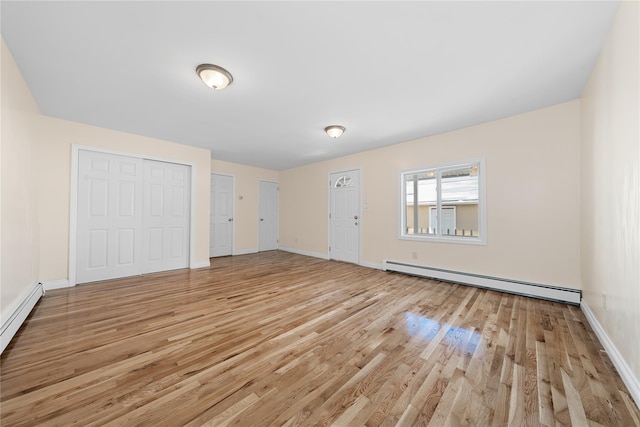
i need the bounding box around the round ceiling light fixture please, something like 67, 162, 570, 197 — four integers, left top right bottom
325, 125, 345, 139
196, 64, 233, 90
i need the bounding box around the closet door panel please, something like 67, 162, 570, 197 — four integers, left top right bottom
142, 160, 190, 274
77, 150, 143, 283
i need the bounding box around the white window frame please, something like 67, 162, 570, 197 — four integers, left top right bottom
399, 159, 487, 245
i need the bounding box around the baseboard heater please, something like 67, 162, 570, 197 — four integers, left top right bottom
1, 282, 44, 354
382, 260, 581, 305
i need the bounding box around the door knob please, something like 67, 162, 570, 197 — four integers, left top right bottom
228, 218, 233, 222
260, 218, 264, 221
354, 215, 358, 220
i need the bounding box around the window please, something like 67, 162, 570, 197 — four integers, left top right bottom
401, 160, 486, 244
334, 175, 353, 188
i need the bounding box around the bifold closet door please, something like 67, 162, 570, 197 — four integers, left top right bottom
142, 160, 190, 274
77, 151, 190, 284
76, 150, 144, 283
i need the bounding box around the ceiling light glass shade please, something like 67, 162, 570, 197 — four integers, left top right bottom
325, 125, 345, 138
196, 64, 233, 90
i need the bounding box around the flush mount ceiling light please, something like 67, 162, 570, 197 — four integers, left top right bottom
196, 64, 233, 90
325, 125, 345, 139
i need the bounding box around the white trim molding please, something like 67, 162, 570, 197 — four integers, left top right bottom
279, 247, 329, 260
382, 260, 581, 305
190, 261, 211, 269
581, 301, 640, 408
42, 279, 71, 291
360, 260, 383, 270
233, 248, 259, 256
1, 282, 44, 354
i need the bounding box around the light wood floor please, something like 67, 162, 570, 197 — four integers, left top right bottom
2, 251, 639, 426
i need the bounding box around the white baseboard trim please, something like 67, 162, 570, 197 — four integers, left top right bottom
42, 279, 71, 291
233, 248, 259, 256
1, 281, 44, 354
278, 247, 329, 260
191, 260, 211, 269
360, 260, 383, 270
382, 260, 581, 305
278, 249, 381, 269
581, 301, 640, 408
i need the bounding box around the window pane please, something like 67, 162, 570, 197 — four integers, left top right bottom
404, 171, 436, 235
335, 176, 353, 188
440, 164, 479, 237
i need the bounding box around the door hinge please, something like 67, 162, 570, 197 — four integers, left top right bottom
329, 246, 331, 251
329, 213, 331, 219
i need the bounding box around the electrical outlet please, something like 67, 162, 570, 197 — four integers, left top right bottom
412, 251, 418, 260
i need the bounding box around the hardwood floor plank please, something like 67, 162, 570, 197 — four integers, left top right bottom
562, 368, 589, 426
1, 251, 638, 426
192, 392, 261, 427
536, 341, 556, 426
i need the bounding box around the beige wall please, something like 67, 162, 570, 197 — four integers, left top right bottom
1, 37, 212, 291
280, 161, 332, 257
37, 117, 212, 282
1, 39, 41, 316
581, 1, 639, 384
211, 159, 279, 254
281, 100, 582, 288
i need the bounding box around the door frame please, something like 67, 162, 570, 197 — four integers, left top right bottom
210, 172, 235, 257
327, 168, 362, 264
69, 145, 198, 287
258, 179, 279, 252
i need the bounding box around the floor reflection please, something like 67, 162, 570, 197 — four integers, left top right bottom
404, 312, 480, 353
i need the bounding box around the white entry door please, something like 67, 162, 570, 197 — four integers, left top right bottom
77, 150, 144, 283
330, 170, 360, 264
259, 181, 279, 251
210, 174, 234, 257
142, 160, 191, 274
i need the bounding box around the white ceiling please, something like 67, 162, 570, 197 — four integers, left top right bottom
1, 1, 620, 170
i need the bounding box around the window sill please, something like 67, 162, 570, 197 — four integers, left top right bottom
398, 234, 487, 245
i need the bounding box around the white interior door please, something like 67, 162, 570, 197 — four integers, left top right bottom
259, 181, 279, 251
142, 160, 191, 274
76, 150, 143, 283
330, 170, 360, 264
210, 174, 234, 257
